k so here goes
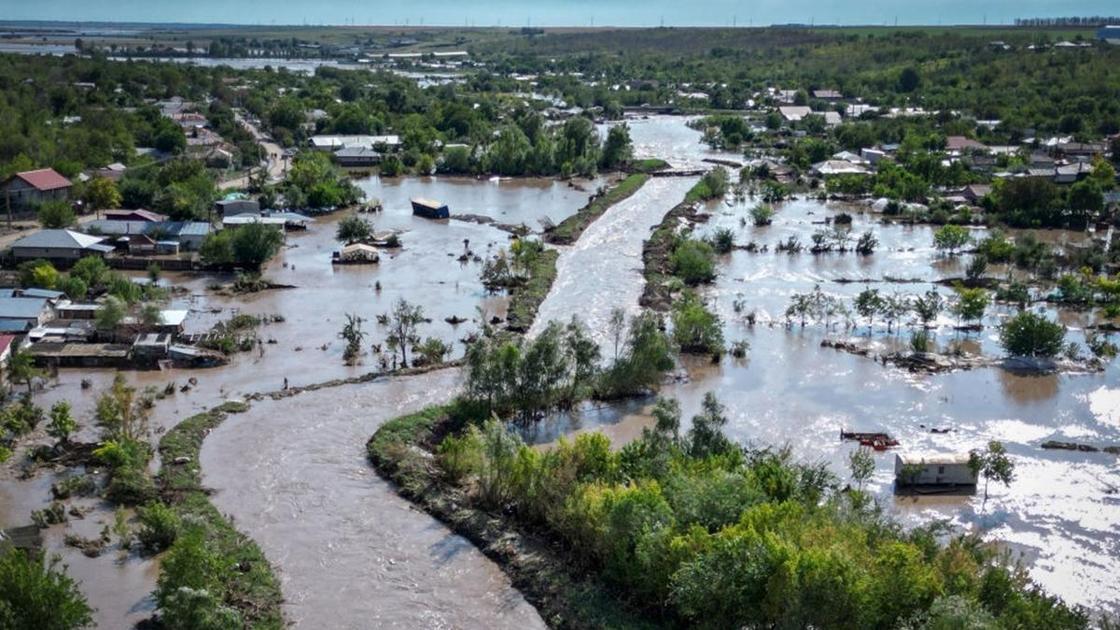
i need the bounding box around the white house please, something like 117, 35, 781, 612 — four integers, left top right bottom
894, 452, 977, 487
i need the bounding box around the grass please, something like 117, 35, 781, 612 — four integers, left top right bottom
630, 158, 670, 174
545, 172, 650, 245
505, 248, 559, 333
367, 407, 665, 630
157, 400, 284, 629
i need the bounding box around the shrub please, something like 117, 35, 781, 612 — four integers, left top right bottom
672, 293, 724, 355
750, 204, 774, 226
671, 239, 716, 285
0, 548, 93, 629
137, 502, 181, 553
998, 311, 1065, 358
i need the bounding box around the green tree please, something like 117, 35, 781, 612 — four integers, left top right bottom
37, 200, 76, 228
968, 441, 1015, 507
933, 225, 971, 256
7, 349, 44, 398
230, 223, 284, 268
998, 311, 1065, 358
855, 288, 885, 332
95, 296, 126, 332
671, 239, 716, 285
46, 401, 77, 444
336, 215, 373, 244
0, 549, 93, 629
671, 292, 724, 355
83, 176, 122, 214
848, 447, 875, 491
686, 392, 734, 458
600, 124, 633, 170
384, 298, 424, 368
952, 286, 989, 328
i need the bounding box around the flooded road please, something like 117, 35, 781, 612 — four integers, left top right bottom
200, 369, 544, 629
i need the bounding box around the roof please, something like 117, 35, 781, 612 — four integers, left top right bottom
7, 168, 72, 192
103, 209, 168, 222
0, 321, 31, 333
85, 220, 211, 238
310, 135, 401, 149
812, 160, 871, 176
896, 452, 972, 466
11, 229, 105, 250
0, 334, 15, 355
0, 297, 48, 320
411, 197, 447, 209
223, 215, 287, 226
160, 310, 188, 327
19, 288, 64, 300
945, 136, 988, 152
778, 106, 812, 121
813, 89, 842, 99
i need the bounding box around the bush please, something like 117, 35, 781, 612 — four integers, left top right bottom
999, 311, 1065, 358
0, 548, 93, 629
750, 204, 774, 226
672, 293, 724, 355
137, 502, 181, 553
105, 466, 157, 505
671, 239, 716, 285
707, 228, 735, 254
37, 200, 76, 229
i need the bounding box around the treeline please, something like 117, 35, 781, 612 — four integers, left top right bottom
1014, 17, 1120, 27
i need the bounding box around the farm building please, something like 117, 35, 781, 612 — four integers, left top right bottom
894, 453, 977, 488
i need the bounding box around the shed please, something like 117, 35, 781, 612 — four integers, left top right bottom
411, 198, 450, 219
333, 147, 382, 167
215, 199, 261, 217
0, 297, 52, 329
894, 452, 977, 488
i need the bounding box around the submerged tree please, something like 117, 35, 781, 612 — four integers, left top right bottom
383, 299, 424, 368
848, 447, 875, 491
340, 313, 366, 364
968, 441, 1015, 507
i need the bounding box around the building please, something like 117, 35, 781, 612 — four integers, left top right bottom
810, 160, 871, 177
0, 334, 15, 367
103, 209, 168, 223
333, 147, 382, 167
1100, 26, 1120, 44
778, 106, 812, 122
411, 198, 450, 219
812, 89, 843, 100
83, 220, 211, 251
894, 453, 977, 488
1, 168, 73, 210
0, 297, 52, 331
309, 135, 401, 152
94, 163, 128, 181
9, 229, 112, 262
215, 199, 261, 217
945, 136, 988, 155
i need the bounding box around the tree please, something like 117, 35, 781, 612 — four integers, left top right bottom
96, 296, 126, 332
750, 204, 774, 227
965, 254, 988, 281
47, 401, 77, 444
933, 225, 971, 256
913, 290, 944, 327
898, 66, 922, 93
855, 288, 885, 332
686, 392, 734, 458
215, 223, 284, 268
0, 548, 93, 629
600, 124, 633, 170
671, 239, 716, 285
998, 311, 1065, 358
340, 313, 366, 364
384, 298, 424, 367
848, 447, 875, 490
671, 292, 724, 355
83, 176, 122, 214
37, 200, 75, 228
968, 441, 1015, 507
952, 286, 988, 328
651, 397, 681, 442
336, 215, 373, 244
96, 373, 148, 444
7, 349, 44, 398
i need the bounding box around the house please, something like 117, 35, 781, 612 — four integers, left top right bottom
846, 104, 878, 118
411, 198, 450, 219
821, 111, 842, 127
860, 148, 888, 165
1056, 141, 1107, 161
945, 136, 988, 155
83, 220, 211, 251
333, 147, 382, 167
812, 89, 843, 100
894, 453, 977, 488
54, 302, 101, 320
1, 168, 73, 210
778, 106, 812, 122
215, 199, 261, 217
1100, 25, 1120, 44
309, 135, 401, 152
94, 163, 128, 181
810, 160, 871, 177
103, 209, 168, 223
132, 332, 173, 360
9, 229, 112, 262
0, 297, 52, 331
1055, 163, 1093, 184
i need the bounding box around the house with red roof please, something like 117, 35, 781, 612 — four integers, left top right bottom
1, 168, 73, 210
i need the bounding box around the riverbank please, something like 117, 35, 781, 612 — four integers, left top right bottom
367, 406, 663, 630
639, 182, 710, 311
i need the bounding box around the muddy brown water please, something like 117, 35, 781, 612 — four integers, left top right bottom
2, 114, 1117, 623
0, 176, 601, 628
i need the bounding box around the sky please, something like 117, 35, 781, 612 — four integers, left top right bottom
2, 0, 1116, 27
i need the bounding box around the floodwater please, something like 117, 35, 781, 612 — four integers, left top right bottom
0, 176, 598, 627
2, 114, 1117, 624
200, 369, 544, 629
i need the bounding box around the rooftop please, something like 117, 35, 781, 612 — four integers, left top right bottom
6, 168, 72, 192
11, 229, 105, 250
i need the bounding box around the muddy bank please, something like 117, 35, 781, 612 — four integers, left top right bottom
544, 173, 649, 245
820, 338, 1106, 375
367, 407, 659, 630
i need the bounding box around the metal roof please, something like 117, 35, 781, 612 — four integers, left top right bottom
11, 229, 105, 250
0, 297, 48, 320
7, 168, 72, 191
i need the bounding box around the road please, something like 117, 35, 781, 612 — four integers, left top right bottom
218, 112, 288, 191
